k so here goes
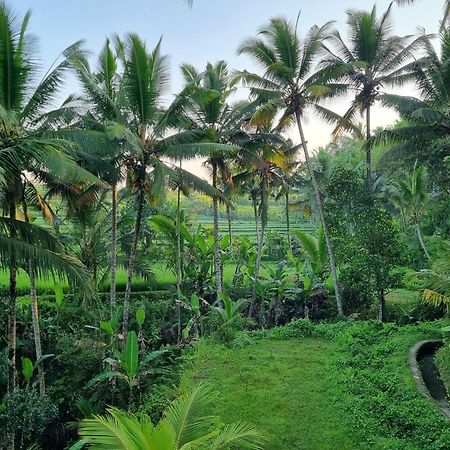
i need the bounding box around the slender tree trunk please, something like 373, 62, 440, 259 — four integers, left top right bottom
7, 196, 17, 450
30, 267, 45, 397
212, 163, 222, 300
285, 191, 291, 251
23, 197, 46, 397
122, 187, 145, 339
378, 288, 386, 322
226, 203, 233, 245
366, 104, 372, 188
176, 162, 182, 342
415, 221, 431, 261
249, 173, 267, 319
252, 194, 259, 238
295, 111, 344, 316
110, 183, 118, 317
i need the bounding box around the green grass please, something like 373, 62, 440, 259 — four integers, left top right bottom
436, 344, 450, 396
386, 288, 419, 305
0, 262, 277, 294
182, 338, 361, 450
182, 321, 450, 449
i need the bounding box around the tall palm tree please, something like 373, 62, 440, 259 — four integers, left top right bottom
321, 3, 420, 187
77, 384, 265, 449
235, 122, 288, 316
238, 18, 345, 315
274, 139, 300, 251
0, 5, 97, 444
174, 61, 255, 300
378, 28, 450, 193
68, 38, 126, 314
73, 36, 229, 337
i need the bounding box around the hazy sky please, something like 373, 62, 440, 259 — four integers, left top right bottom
13, 0, 443, 177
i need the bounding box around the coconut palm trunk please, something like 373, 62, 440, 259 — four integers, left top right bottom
212, 163, 222, 299
7, 196, 17, 450
249, 172, 267, 318
122, 186, 145, 338
226, 203, 233, 245
23, 197, 46, 397
415, 221, 431, 260
29, 266, 45, 397
366, 103, 372, 188
285, 191, 292, 251
295, 111, 344, 316
110, 183, 118, 316
252, 193, 259, 238
176, 162, 182, 341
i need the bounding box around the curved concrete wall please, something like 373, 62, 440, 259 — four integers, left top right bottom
409, 339, 450, 419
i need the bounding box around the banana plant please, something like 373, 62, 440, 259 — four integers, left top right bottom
180, 293, 202, 340
99, 306, 123, 345
88, 331, 168, 406
211, 293, 248, 328
20, 355, 53, 389
21, 357, 34, 387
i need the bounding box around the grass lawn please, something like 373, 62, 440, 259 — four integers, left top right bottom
386, 288, 419, 305
182, 338, 362, 450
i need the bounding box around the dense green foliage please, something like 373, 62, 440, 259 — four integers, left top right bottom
184, 320, 450, 449
0, 0, 449, 448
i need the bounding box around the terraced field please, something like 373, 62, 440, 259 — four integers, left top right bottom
193, 216, 314, 240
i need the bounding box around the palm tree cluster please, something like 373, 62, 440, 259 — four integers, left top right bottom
1, 0, 449, 447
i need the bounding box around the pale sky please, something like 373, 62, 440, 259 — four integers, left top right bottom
13, 0, 443, 178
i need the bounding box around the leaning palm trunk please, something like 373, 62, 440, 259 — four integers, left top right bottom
295, 111, 344, 316
252, 194, 259, 238
226, 203, 233, 245
285, 191, 292, 251
176, 166, 182, 341
23, 199, 46, 397
415, 221, 431, 261
122, 187, 145, 339
249, 174, 267, 319
7, 197, 17, 450
29, 266, 45, 397
110, 183, 118, 316
366, 104, 372, 188
212, 163, 222, 300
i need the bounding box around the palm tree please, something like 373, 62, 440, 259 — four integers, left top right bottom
77, 384, 265, 449
68, 38, 130, 315
238, 18, 345, 315
235, 123, 288, 317
174, 61, 255, 300
274, 139, 300, 251
0, 4, 97, 443
392, 162, 432, 260
378, 28, 450, 193
321, 3, 420, 187
72, 35, 229, 338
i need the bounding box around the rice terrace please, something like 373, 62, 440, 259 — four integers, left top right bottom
0, 0, 449, 449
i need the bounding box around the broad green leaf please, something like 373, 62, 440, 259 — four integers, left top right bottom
136, 306, 146, 327
191, 294, 200, 313
124, 331, 139, 379
54, 282, 64, 306
100, 321, 114, 336
21, 357, 34, 383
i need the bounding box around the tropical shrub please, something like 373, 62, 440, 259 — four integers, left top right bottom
76, 384, 265, 449
0, 389, 58, 449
